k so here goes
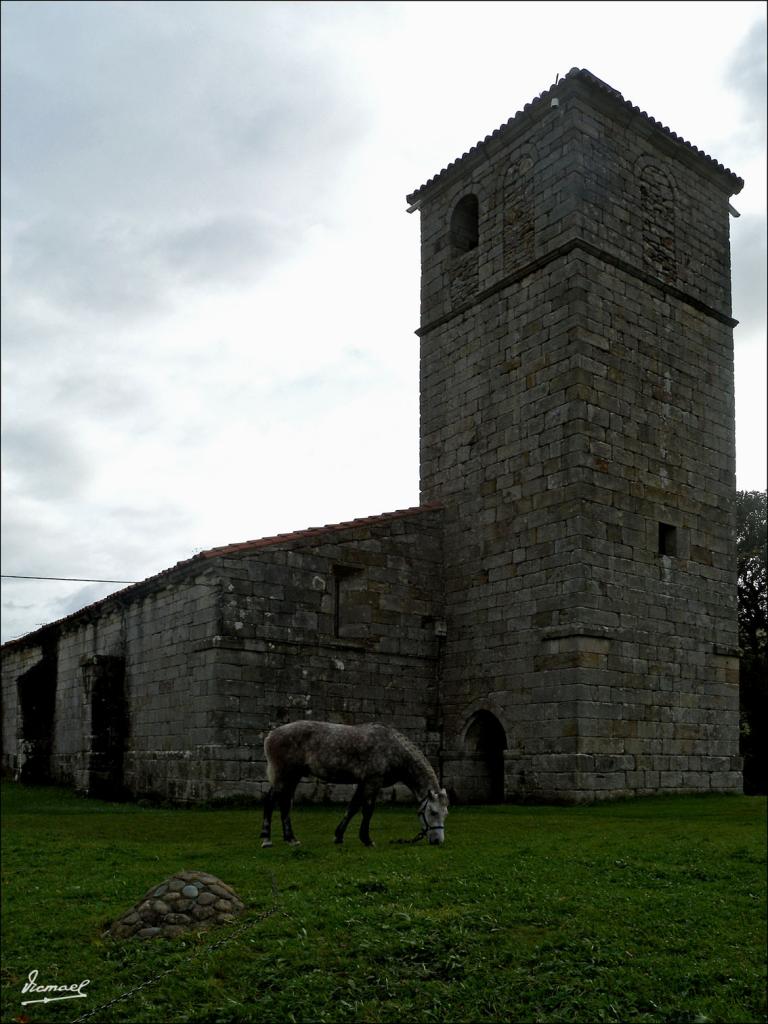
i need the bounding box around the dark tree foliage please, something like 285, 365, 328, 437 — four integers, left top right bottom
737, 490, 767, 794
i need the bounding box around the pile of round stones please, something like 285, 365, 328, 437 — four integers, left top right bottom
108, 870, 245, 939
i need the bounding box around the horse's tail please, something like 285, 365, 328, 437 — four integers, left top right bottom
264, 731, 277, 785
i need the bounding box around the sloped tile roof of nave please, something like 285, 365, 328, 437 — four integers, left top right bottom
1, 504, 443, 650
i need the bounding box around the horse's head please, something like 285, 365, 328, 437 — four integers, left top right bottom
419, 788, 449, 845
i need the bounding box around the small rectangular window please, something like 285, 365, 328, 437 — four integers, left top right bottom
332, 565, 363, 638
658, 522, 677, 557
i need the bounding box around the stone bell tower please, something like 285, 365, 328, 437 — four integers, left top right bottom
408, 69, 744, 801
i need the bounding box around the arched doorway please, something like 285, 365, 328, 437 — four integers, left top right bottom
463, 710, 507, 803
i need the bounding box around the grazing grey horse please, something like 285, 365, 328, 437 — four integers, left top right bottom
260, 720, 448, 848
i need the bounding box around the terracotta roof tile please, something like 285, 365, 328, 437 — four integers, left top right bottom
1, 503, 443, 649
199, 503, 443, 558
406, 67, 743, 204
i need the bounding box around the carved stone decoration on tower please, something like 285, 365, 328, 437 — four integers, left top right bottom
503, 152, 536, 270
638, 160, 677, 283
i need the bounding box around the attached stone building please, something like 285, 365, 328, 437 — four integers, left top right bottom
1, 69, 744, 803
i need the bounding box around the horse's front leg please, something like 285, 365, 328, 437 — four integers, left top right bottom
260, 787, 276, 848
334, 784, 365, 845
278, 782, 300, 845
359, 785, 379, 847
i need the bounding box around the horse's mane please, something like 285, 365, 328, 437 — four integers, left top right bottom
391, 727, 439, 787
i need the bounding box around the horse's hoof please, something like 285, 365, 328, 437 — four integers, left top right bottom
261, 839, 273, 848
286, 838, 301, 846
334, 837, 344, 845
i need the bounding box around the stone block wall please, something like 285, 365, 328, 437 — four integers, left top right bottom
1, 640, 53, 780
118, 575, 223, 801
1, 507, 445, 804
196, 505, 444, 802
420, 249, 599, 800
559, 248, 741, 796
1, 573, 223, 799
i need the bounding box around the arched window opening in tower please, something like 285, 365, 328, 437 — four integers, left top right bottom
450, 194, 479, 253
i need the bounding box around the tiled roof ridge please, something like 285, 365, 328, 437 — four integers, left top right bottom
1, 503, 443, 650
199, 502, 444, 558
406, 67, 743, 203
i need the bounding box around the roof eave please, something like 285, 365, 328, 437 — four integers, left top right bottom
0, 503, 444, 653
406, 67, 743, 207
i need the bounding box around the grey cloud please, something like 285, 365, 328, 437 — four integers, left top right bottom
2, 582, 134, 638
4, 577, 143, 644
51, 371, 157, 425
2, 421, 92, 501
1, 598, 36, 617
2, 1, 371, 219
5, 211, 289, 323
156, 215, 291, 285
731, 212, 767, 329
6, 216, 170, 320
0, 66, 108, 195
727, 19, 767, 145
57, 581, 133, 618
1, 511, 54, 579
2, 2, 372, 325
0, 300, 67, 357
1, 495, 198, 598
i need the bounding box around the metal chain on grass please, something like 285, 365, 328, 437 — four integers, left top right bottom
69, 878, 290, 1024
389, 829, 426, 844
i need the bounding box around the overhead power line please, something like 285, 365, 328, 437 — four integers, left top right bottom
1, 575, 138, 584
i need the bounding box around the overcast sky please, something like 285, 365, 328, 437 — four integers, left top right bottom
1, 0, 766, 644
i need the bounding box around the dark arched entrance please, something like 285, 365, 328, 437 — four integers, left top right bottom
17, 647, 57, 784
83, 655, 128, 800
463, 710, 507, 803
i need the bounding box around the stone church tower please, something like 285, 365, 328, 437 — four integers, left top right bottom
2, 69, 744, 805
408, 68, 744, 800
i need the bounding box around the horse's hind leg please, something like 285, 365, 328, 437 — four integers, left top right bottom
279, 782, 300, 846
261, 778, 299, 847
359, 791, 378, 848
334, 784, 365, 845
260, 788, 276, 848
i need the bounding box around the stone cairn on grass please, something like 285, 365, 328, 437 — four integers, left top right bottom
108, 870, 245, 939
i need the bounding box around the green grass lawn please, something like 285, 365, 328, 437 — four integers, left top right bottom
1, 782, 765, 1024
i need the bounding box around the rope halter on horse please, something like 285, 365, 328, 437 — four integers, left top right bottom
418, 794, 445, 841
390, 795, 445, 845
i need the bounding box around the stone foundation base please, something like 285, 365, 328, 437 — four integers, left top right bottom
442, 751, 743, 804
